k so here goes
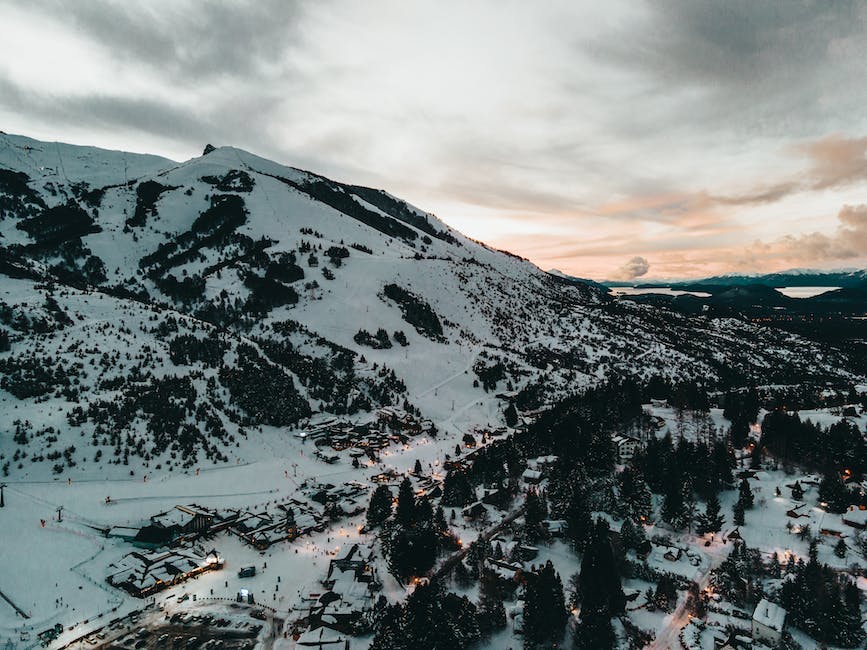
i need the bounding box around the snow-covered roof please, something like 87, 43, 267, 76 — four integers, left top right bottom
522, 469, 542, 480
296, 626, 345, 647
753, 598, 786, 632
843, 506, 867, 526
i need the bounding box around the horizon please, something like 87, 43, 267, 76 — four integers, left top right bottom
2, 1, 867, 280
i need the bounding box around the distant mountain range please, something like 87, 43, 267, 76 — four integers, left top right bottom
605, 268, 867, 290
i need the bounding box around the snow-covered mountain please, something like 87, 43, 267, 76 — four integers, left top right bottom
0, 133, 857, 479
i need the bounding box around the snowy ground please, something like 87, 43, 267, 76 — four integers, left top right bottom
0, 362, 864, 650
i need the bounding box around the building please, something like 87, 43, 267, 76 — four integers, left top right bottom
295, 626, 348, 648
752, 598, 786, 646
544, 520, 568, 538
612, 435, 641, 462
843, 505, 867, 530
107, 548, 223, 598
521, 469, 543, 485
150, 504, 238, 540
462, 501, 488, 521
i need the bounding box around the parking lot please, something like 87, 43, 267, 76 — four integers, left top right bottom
70, 605, 269, 650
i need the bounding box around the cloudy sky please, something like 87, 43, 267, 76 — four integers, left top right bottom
1, 0, 867, 280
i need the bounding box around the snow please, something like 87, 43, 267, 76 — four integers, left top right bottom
752, 598, 786, 633
0, 133, 865, 649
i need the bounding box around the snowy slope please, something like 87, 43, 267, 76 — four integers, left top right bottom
0, 133, 859, 481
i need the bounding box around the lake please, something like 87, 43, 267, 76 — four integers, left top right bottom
611, 287, 712, 298
777, 286, 840, 298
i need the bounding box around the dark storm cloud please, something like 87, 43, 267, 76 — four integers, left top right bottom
1, 0, 866, 278
26, 0, 305, 81
0, 76, 212, 142
599, 0, 867, 135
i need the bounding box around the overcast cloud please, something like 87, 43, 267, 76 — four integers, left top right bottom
1, 0, 866, 279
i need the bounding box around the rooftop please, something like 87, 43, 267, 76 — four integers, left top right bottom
753, 598, 787, 632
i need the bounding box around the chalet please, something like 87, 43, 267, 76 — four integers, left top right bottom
462, 501, 488, 521
544, 520, 568, 538
107, 548, 223, 598
306, 546, 379, 634
521, 469, 543, 485
843, 505, 867, 530
516, 544, 538, 561
371, 469, 400, 484
133, 524, 179, 548
818, 513, 847, 538
481, 487, 507, 508
612, 435, 641, 462
527, 455, 559, 472
107, 524, 177, 549
295, 626, 348, 649
486, 558, 524, 582
150, 504, 235, 537
752, 599, 786, 646
786, 503, 808, 519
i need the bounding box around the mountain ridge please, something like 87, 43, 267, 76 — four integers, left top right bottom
0, 132, 860, 479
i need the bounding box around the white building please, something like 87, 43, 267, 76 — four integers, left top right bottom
521, 468, 543, 485
752, 598, 787, 646
612, 435, 641, 462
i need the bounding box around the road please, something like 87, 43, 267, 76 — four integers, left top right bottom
430, 504, 526, 581
650, 540, 728, 650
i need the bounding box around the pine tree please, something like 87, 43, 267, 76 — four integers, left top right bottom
791, 481, 804, 500
523, 488, 548, 543
454, 559, 472, 588
547, 459, 592, 549
733, 499, 745, 526
477, 568, 506, 635
769, 552, 781, 578
504, 402, 519, 427
370, 602, 406, 650
575, 605, 615, 650
620, 518, 648, 553
465, 533, 488, 579
616, 466, 652, 522
523, 560, 567, 648
441, 470, 474, 507
377, 580, 481, 650
661, 473, 685, 528
434, 506, 448, 533
695, 494, 725, 536
738, 478, 754, 510
367, 484, 393, 529
395, 476, 417, 527
819, 467, 849, 513
415, 496, 434, 528
682, 477, 697, 532
578, 519, 625, 614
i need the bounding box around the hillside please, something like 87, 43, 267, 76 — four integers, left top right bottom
0, 132, 858, 479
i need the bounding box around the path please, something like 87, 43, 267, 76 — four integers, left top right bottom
415, 346, 480, 400
651, 540, 728, 650
0, 588, 29, 620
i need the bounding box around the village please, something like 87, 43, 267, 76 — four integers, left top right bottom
1, 395, 866, 650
